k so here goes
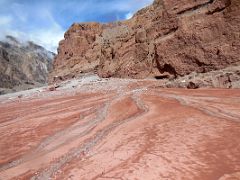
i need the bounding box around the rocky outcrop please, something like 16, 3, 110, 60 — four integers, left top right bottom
50, 0, 240, 83
161, 65, 240, 89
0, 36, 54, 94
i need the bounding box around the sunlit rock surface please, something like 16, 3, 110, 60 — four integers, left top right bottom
50, 0, 240, 84
0, 76, 240, 179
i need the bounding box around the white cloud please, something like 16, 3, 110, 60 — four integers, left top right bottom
0, 0, 154, 52
28, 26, 64, 53
125, 12, 133, 19
0, 9, 64, 52
60, 0, 153, 21
26, 9, 65, 52
0, 15, 12, 26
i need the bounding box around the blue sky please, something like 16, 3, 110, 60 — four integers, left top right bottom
0, 0, 153, 52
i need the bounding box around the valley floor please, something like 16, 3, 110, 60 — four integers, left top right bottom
0, 76, 240, 180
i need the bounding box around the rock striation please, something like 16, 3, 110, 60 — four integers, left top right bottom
0, 78, 240, 179
162, 65, 240, 88
0, 36, 54, 94
50, 0, 240, 83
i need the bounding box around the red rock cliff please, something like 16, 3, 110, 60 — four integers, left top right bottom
49, 0, 240, 82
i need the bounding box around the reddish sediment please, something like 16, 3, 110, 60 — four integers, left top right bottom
0, 80, 240, 179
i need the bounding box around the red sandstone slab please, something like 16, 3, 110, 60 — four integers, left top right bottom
0, 81, 240, 179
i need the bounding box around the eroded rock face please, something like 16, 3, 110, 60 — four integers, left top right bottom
50, 0, 240, 83
162, 66, 240, 89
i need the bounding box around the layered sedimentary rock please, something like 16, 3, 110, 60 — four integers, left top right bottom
161, 65, 240, 88
0, 36, 54, 94
0, 78, 240, 179
50, 0, 240, 83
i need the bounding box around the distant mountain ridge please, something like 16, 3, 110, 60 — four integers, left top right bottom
0, 36, 55, 94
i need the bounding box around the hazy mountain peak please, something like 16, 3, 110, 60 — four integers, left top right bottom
4, 35, 21, 47
0, 35, 55, 94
